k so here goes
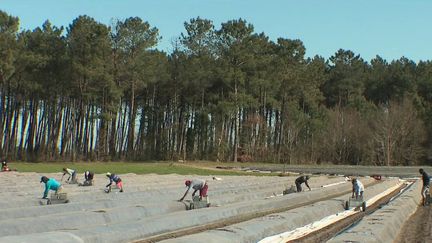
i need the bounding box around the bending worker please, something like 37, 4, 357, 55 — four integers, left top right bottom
351, 178, 364, 199
179, 179, 208, 201
419, 168, 430, 206
295, 175, 311, 192
61, 167, 77, 184
1, 160, 10, 171
79, 170, 94, 186
105, 172, 123, 193
40, 176, 63, 199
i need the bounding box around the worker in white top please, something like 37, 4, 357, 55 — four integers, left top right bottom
61, 167, 77, 184
351, 178, 364, 199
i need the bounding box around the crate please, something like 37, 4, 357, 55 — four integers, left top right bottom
345, 196, 366, 211
46, 192, 69, 205
51, 192, 68, 200
188, 196, 210, 210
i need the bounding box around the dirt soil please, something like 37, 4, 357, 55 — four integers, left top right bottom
291, 183, 406, 243
137, 181, 382, 243
184, 162, 432, 178
395, 205, 432, 243
136, 192, 354, 243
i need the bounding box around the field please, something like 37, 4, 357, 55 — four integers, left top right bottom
0, 162, 429, 242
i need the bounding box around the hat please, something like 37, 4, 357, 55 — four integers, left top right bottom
40, 176, 48, 183
185, 180, 191, 186
106, 172, 111, 177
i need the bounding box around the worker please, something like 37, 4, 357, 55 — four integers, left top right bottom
419, 168, 430, 206
351, 178, 364, 199
61, 168, 77, 184
79, 170, 94, 186
179, 179, 208, 201
105, 172, 123, 193
295, 175, 311, 192
40, 176, 63, 199
1, 160, 10, 172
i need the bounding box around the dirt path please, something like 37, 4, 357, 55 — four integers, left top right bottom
395, 205, 432, 243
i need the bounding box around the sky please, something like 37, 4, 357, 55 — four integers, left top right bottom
1, 0, 431, 62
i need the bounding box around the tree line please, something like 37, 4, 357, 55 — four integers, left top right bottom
0, 10, 431, 165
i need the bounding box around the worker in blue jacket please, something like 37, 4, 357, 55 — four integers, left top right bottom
40, 176, 63, 199
105, 172, 123, 193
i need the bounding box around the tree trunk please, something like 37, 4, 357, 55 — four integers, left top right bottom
126, 79, 136, 157
233, 82, 239, 162
109, 110, 117, 159
0, 93, 5, 158
52, 99, 63, 160
18, 101, 29, 160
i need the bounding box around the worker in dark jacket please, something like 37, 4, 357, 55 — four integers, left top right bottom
1, 160, 10, 171
295, 175, 311, 192
419, 168, 430, 206
79, 171, 94, 186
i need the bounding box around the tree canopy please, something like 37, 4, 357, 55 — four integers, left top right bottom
0, 10, 430, 166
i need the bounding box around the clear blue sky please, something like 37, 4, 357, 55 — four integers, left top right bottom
1, 0, 431, 62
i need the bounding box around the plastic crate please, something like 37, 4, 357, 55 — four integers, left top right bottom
189, 196, 210, 210
51, 192, 68, 200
